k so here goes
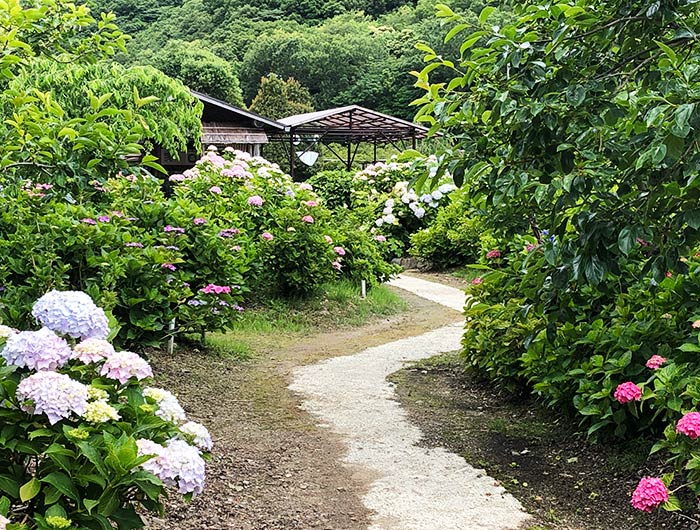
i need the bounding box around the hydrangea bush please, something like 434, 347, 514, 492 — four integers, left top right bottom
0, 291, 211, 529
167, 147, 397, 296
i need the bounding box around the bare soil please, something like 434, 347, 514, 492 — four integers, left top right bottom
389, 355, 697, 530
143, 289, 461, 530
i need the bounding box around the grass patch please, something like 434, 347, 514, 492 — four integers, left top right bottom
451, 265, 483, 283
205, 280, 407, 357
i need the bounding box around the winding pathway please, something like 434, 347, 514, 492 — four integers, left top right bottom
289, 274, 531, 530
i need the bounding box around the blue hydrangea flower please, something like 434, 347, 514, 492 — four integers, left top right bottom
32, 291, 109, 340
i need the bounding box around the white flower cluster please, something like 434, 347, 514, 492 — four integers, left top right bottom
144, 387, 187, 423
181, 421, 214, 451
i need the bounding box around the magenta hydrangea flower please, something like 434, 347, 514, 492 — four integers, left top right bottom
301, 215, 314, 223
72, 338, 116, 364
333, 246, 346, 256
645, 355, 667, 370
677, 411, 700, 439
137, 439, 206, 496
100, 351, 153, 384
471, 277, 484, 285
631, 477, 669, 512
613, 382, 642, 404
486, 249, 501, 260
164, 225, 185, 234
16, 371, 89, 424
2, 327, 72, 371
261, 232, 274, 241
193, 218, 207, 225
162, 263, 177, 271
98, 216, 111, 223
247, 195, 264, 206
199, 284, 231, 295
32, 290, 109, 340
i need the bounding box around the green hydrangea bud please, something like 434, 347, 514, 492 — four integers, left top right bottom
46, 515, 72, 529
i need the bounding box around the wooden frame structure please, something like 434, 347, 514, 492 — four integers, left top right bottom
268, 105, 431, 178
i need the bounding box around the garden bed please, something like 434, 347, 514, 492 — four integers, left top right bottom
389, 353, 697, 530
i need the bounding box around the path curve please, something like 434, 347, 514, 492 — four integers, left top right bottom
289, 275, 531, 530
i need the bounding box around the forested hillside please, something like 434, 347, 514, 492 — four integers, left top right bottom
89, 0, 507, 119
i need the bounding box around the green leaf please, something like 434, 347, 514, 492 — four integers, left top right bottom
479, 6, 495, 24
655, 40, 677, 64
41, 472, 79, 501
662, 495, 681, 512
19, 478, 40, 502
685, 210, 700, 230
617, 226, 636, 256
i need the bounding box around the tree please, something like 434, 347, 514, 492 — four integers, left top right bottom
147, 39, 244, 105
249, 74, 314, 119
416, 1, 700, 291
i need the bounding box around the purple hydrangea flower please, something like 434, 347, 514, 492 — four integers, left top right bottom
16, 371, 89, 424
124, 242, 144, 248
32, 291, 109, 340
2, 327, 72, 371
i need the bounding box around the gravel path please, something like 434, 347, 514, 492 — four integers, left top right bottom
289, 275, 532, 530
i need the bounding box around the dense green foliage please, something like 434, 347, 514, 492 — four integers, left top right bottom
416, 0, 700, 511
93, 0, 511, 119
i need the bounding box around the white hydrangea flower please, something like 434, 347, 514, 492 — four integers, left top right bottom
382, 214, 396, 224
180, 421, 213, 451
87, 386, 109, 401
431, 190, 444, 200
414, 207, 426, 219
375, 218, 384, 227
0, 325, 16, 339
144, 387, 187, 424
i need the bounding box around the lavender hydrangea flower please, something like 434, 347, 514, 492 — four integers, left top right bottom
100, 351, 153, 384
16, 371, 89, 424
180, 421, 213, 451
136, 439, 206, 496
2, 327, 72, 371
32, 291, 109, 340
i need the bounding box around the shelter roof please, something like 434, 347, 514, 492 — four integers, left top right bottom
192, 90, 286, 132
273, 105, 430, 143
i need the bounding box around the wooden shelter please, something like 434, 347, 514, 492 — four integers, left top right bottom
268, 105, 431, 178
156, 90, 286, 172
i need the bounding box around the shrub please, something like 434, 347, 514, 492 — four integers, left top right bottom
0, 291, 212, 530
306, 170, 355, 210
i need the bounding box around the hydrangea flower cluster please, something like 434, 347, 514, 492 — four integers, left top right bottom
16, 371, 89, 424
613, 381, 642, 404
72, 338, 116, 364
645, 355, 667, 370
676, 411, 700, 439
144, 387, 187, 423
32, 290, 109, 340
2, 327, 72, 371
0, 325, 15, 339
83, 400, 120, 423
630, 477, 669, 512
137, 438, 207, 496
181, 421, 214, 451
100, 351, 153, 384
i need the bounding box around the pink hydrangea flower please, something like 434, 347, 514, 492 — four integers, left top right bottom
525, 244, 537, 252
247, 195, 264, 206
98, 215, 111, 223
193, 218, 207, 225
374, 235, 386, 242
169, 174, 185, 182
324, 235, 333, 244
301, 215, 314, 223
486, 249, 501, 260
471, 277, 484, 285
677, 411, 700, 439
613, 382, 642, 404
692, 320, 700, 329
81, 218, 97, 225
162, 263, 177, 271
332, 261, 342, 270
645, 355, 667, 370
218, 228, 240, 238
303, 200, 318, 207
100, 351, 153, 384
72, 338, 116, 364
209, 186, 222, 194
299, 183, 313, 190
333, 246, 346, 256
199, 284, 231, 295
630, 477, 669, 513
261, 232, 274, 241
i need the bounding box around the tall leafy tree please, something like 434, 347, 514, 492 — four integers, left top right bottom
249, 74, 314, 119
